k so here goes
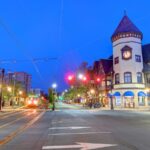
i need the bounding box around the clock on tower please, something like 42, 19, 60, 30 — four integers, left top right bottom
121, 46, 132, 60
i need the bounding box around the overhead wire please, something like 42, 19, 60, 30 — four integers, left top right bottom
0, 17, 56, 88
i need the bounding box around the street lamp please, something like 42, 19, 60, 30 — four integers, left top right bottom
78, 74, 83, 80
52, 83, 57, 89
7, 86, 12, 92
19, 90, 23, 95
65, 89, 68, 92
90, 89, 95, 94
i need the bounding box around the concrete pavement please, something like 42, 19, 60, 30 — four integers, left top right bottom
0, 102, 150, 149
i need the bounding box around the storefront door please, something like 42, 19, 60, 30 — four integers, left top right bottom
124, 97, 135, 108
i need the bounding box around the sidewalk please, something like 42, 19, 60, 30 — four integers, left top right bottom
87, 107, 150, 113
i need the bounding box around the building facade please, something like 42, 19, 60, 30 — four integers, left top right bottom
14, 72, 31, 94
93, 59, 113, 106
4, 72, 32, 95
111, 15, 148, 108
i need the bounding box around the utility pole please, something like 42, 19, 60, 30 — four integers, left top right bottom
0, 69, 5, 111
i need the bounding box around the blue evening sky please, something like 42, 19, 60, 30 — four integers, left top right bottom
0, 0, 150, 92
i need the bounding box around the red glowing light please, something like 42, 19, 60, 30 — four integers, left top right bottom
96, 78, 100, 82
83, 76, 87, 81
68, 75, 73, 81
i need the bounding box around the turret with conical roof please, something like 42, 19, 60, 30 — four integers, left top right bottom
111, 15, 143, 42
111, 14, 146, 109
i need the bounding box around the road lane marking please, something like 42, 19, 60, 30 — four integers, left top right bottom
0, 111, 45, 146
49, 126, 91, 130
42, 142, 117, 149
49, 131, 112, 136
0, 110, 38, 129
51, 121, 64, 124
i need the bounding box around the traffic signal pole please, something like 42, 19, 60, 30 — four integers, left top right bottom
110, 71, 114, 110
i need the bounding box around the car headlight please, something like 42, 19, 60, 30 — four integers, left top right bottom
33, 100, 38, 105
28, 100, 32, 105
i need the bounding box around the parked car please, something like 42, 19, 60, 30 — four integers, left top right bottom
93, 102, 101, 108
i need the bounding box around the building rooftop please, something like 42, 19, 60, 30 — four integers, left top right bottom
100, 59, 113, 74
111, 15, 143, 40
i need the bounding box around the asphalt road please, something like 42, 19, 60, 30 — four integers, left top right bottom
0, 103, 150, 150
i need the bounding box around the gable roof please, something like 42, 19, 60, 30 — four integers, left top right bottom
111, 15, 142, 40
93, 61, 99, 72
100, 59, 113, 74
142, 44, 150, 73
142, 44, 150, 63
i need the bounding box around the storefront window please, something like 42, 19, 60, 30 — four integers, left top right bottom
124, 97, 135, 108
148, 94, 150, 106
138, 96, 145, 106
115, 96, 121, 106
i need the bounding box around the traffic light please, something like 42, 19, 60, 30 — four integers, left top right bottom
67, 75, 74, 81
96, 78, 100, 82
83, 76, 87, 81
66, 74, 75, 85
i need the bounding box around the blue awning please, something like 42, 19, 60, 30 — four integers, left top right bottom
113, 92, 121, 96
147, 93, 150, 97
123, 91, 134, 97
107, 93, 113, 97
138, 91, 146, 97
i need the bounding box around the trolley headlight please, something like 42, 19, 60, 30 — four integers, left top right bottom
28, 100, 32, 105
33, 100, 38, 105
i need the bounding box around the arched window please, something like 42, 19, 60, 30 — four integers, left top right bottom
124, 72, 132, 83
137, 72, 143, 83
115, 73, 120, 84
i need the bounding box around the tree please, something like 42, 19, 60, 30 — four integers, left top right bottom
63, 86, 88, 101
48, 88, 54, 103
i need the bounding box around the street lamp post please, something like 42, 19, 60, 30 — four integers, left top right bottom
52, 83, 57, 111
0, 69, 5, 111
18, 90, 23, 106
12, 74, 16, 106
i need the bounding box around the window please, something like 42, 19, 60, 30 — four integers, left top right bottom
124, 72, 132, 83
137, 72, 142, 83
146, 75, 150, 84
114, 57, 119, 64
138, 97, 145, 106
135, 55, 141, 62
115, 73, 120, 84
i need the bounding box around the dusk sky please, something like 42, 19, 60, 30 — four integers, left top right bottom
0, 0, 150, 92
